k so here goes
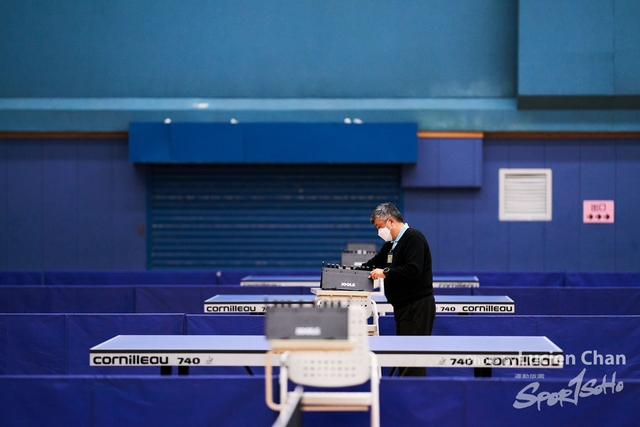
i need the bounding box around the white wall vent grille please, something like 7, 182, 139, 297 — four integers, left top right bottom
499, 168, 552, 221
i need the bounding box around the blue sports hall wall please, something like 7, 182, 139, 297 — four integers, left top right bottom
0, 137, 146, 270
1, 135, 640, 272
406, 136, 640, 272
1, 0, 639, 271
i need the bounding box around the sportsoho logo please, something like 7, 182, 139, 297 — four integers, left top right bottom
513, 349, 627, 411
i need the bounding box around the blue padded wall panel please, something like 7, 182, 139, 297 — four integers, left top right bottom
474, 272, 566, 288
6, 141, 43, 269
187, 315, 396, 339
472, 140, 510, 270
1, 137, 146, 271
508, 223, 545, 270
480, 379, 635, 425
187, 314, 267, 336
402, 139, 440, 187
77, 141, 115, 269
0, 271, 42, 285
135, 285, 308, 314
402, 138, 482, 188
2, 377, 639, 427
435, 192, 476, 271
0, 314, 66, 374
579, 140, 617, 270
556, 287, 640, 315
0, 286, 135, 313
473, 287, 559, 315
185, 314, 272, 376
382, 379, 466, 426
437, 138, 482, 187
42, 270, 220, 285
92, 377, 276, 427
615, 142, 640, 270
135, 286, 208, 314
0, 142, 6, 269
42, 141, 79, 269
474, 286, 640, 315
0, 377, 94, 426
463, 378, 639, 426
67, 314, 184, 374
543, 141, 581, 270
538, 315, 640, 380
580, 139, 617, 198
402, 190, 440, 268
112, 143, 147, 269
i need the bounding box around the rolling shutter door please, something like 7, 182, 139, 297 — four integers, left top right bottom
149, 164, 401, 270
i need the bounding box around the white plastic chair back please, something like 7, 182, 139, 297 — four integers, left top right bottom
285, 305, 370, 387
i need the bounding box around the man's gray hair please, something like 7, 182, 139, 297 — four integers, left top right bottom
370, 202, 404, 223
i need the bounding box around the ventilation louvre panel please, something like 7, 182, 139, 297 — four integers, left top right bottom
499, 169, 552, 221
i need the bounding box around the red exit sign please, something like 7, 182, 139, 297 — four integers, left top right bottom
583, 200, 614, 224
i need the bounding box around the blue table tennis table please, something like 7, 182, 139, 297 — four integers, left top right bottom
203, 294, 515, 315
90, 334, 562, 377
240, 274, 480, 288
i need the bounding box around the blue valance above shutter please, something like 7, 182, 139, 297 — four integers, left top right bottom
130, 122, 417, 163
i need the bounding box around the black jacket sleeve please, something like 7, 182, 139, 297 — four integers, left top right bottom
363, 242, 391, 269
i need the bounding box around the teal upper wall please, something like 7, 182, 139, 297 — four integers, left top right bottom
0, 0, 639, 131
519, 0, 640, 95
518, 0, 640, 109
0, 0, 516, 98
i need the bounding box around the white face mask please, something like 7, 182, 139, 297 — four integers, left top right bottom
378, 226, 392, 242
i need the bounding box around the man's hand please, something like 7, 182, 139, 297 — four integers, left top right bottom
369, 268, 386, 280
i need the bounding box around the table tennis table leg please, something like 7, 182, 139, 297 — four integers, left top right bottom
474, 367, 492, 377
160, 366, 190, 375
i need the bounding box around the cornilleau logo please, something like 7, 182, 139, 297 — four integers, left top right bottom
295, 327, 321, 336
341, 282, 356, 287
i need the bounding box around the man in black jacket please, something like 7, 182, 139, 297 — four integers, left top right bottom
365, 202, 435, 376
